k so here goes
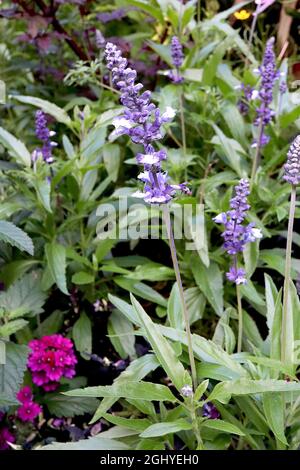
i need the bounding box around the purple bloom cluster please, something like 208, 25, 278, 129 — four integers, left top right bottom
283, 135, 300, 186
203, 402, 220, 420
33, 110, 56, 164
213, 179, 262, 284
28, 335, 77, 391
104, 42, 189, 204
97, 9, 127, 23
0, 427, 15, 451
168, 36, 184, 84
238, 84, 257, 115
253, 37, 279, 147
16, 386, 41, 423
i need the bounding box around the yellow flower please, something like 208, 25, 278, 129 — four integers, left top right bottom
234, 9, 251, 20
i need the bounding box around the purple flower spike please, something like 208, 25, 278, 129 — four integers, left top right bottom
253, 37, 279, 146
171, 36, 184, 68
283, 135, 300, 186
168, 36, 184, 84
35, 110, 56, 164
213, 179, 262, 285
104, 42, 189, 204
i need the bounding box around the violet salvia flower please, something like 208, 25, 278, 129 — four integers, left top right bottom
203, 402, 220, 420
181, 384, 193, 397
238, 84, 257, 115
35, 110, 56, 164
95, 29, 106, 49
168, 36, 184, 84
104, 42, 189, 204
283, 135, 300, 186
213, 179, 262, 285
252, 37, 279, 147
27, 334, 77, 391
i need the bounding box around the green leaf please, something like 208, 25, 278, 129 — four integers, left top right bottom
147, 41, 172, 66
211, 124, 247, 177
262, 393, 288, 446
0, 319, 28, 337
208, 379, 300, 404
265, 273, 279, 333
65, 380, 177, 402
270, 291, 283, 361
71, 271, 94, 285
0, 342, 29, 406
90, 354, 159, 423
0, 126, 31, 166
108, 294, 140, 325
126, 0, 164, 22
103, 144, 120, 183
35, 310, 64, 336
45, 242, 68, 295
140, 419, 192, 438
72, 312, 92, 357
202, 39, 230, 86
131, 294, 191, 392
34, 179, 52, 213
201, 419, 245, 436
167, 283, 183, 330
0, 271, 47, 318
103, 413, 151, 432
0, 220, 34, 255
108, 310, 136, 359
191, 260, 223, 316
41, 437, 130, 450
244, 240, 260, 279
12, 95, 72, 126
114, 277, 167, 307
44, 394, 99, 418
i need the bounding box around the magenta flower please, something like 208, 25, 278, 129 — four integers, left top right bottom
0, 427, 15, 451
17, 401, 41, 423
16, 386, 33, 404
27, 334, 77, 391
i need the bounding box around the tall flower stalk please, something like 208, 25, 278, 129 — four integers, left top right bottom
249, 1, 276, 48
104, 43, 197, 390
250, 37, 279, 183
213, 179, 262, 352
169, 36, 187, 181
281, 136, 300, 364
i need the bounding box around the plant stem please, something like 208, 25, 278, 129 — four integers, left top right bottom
197, 0, 201, 23
179, 90, 187, 181
250, 119, 264, 185
236, 283, 243, 353
281, 185, 297, 363
248, 12, 258, 49
162, 205, 197, 390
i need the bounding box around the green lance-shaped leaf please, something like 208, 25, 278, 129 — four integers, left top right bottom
130, 294, 191, 392
0, 126, 31, 166
12, 95, 72, 127
45, 242, 68, 295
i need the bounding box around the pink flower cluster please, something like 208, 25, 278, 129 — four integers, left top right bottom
16, 386, 41, 423
28, 334, 77, 391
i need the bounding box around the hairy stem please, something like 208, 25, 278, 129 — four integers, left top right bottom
281, 185, 297, 364
250, 119, 264, 184
236, 283, 243, 353
162, 205, 197, 390
248, 12, 258, 49
179, 90, 187, 180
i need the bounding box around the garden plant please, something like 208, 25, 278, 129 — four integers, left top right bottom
0, 0, 300, 452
